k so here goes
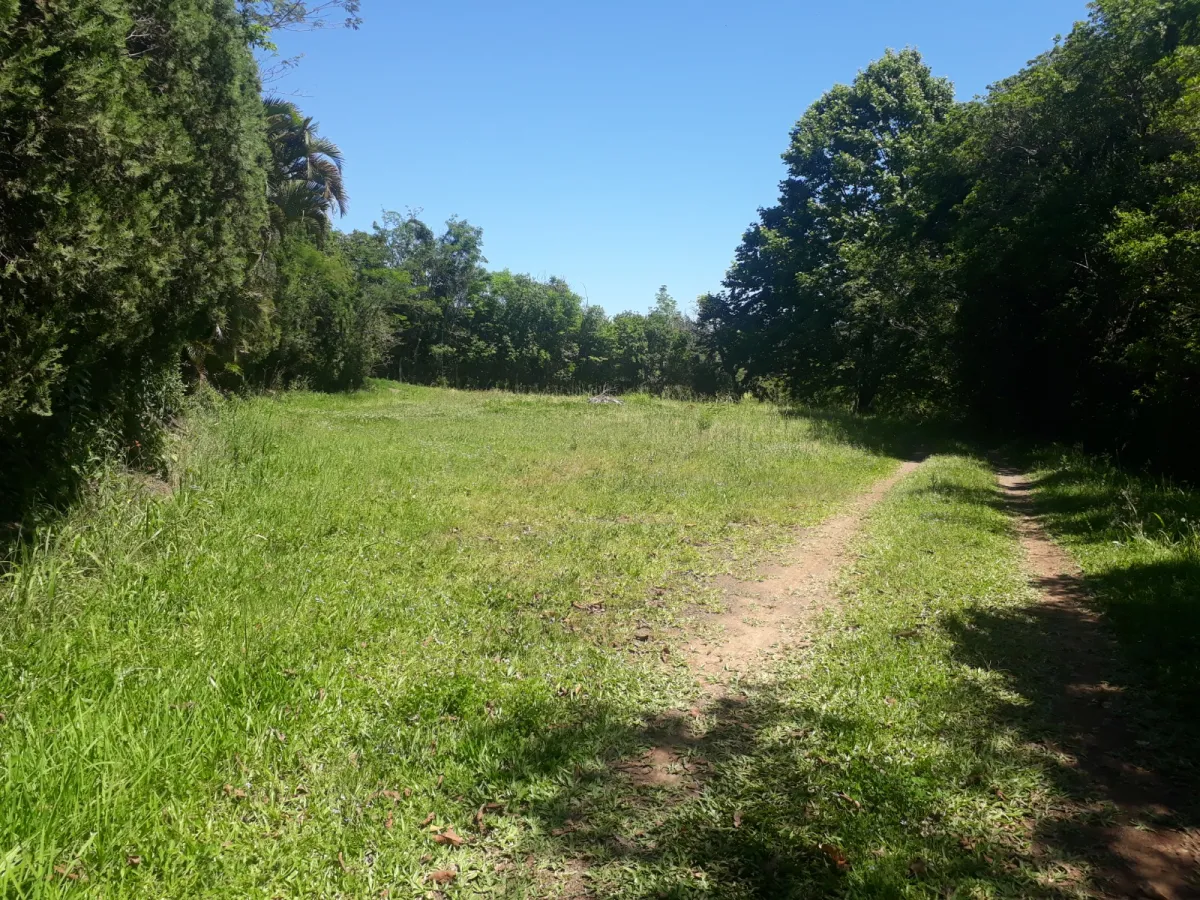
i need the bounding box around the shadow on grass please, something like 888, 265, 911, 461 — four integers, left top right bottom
503, 676, 1090, 898
942, 590, 1200, 899
781, 406, 972, 463
478, 461, 1200, 897
1019, 458, 1200, 727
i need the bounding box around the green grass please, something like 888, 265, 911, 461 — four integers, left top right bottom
1027, 448, 1200, 745
537, 456, 1098, 898
4, 386, 1194, 897
0, 383, 895, 896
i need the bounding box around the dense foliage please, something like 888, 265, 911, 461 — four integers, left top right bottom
3, 1, 722, 522
334, 213, 732, 395
703, 0, 1200, 472
8, 0, 1199, 526
0, 0, 269, 517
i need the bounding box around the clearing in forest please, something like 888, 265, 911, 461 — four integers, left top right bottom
2, 384, 1197, 897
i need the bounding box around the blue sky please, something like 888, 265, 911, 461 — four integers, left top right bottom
270, 0, 1091, 314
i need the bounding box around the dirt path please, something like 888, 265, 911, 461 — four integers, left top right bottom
686, 459, 923, 694
615, 459, 923, 794
997, 470, 1200, 900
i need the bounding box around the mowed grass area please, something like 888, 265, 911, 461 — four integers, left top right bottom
547, 456, 1111, 898
0, 384, 896, 896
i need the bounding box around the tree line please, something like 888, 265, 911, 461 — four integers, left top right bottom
4, 0, 1198, 523
282, 214, 730, 396
700, 0, 1200, 473
0, 0, 726, 521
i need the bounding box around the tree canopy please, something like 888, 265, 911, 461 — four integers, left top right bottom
703, 0, 1200, 473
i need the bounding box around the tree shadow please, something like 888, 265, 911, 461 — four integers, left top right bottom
495, 675, 1096, 898
472, 464, 1200, 897
942, 587, 1200, 900
1016, 463, 1200, 726
780, 406, 969, 462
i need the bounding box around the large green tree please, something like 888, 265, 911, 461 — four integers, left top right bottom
706, 0, 1200, 472
944, 0, 1200, 465
704, 49, 956, 410
0, 0, 269, 516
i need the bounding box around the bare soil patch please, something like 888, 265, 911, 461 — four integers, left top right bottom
613, 460, 923, 802
687, 459, 923, 692
998, 470, 1200, 900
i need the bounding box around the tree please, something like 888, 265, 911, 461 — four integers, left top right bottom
704, 1, 1200, 473
944, 0, 1200, 465
0, 0, 269, 517
264, 98, 348, 239
704, 49, 956, 410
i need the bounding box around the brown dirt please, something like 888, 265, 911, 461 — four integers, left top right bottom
998, 470, 1200, 900
686, 460, 923, 692
615, 460, 923, 794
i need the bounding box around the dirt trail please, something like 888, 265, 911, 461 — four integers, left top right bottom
686, 459, 923, 693
615, 459, 922, 795
997, 470, 1200, 900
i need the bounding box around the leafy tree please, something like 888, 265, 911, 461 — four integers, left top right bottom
370, 211, 489, 384
0, 0, 269, 516
250, 236, 389, 390
264, 98, 348, 239
944, 0, 1200, 465
704, 49, 955, 410
706, 0, 1200, 472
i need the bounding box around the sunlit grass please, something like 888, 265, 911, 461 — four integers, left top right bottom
0, 383, 895, 896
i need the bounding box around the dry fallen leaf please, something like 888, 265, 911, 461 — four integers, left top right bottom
435, 774, 444, 789
419, 812, 436, 828
429, 868, 457, 885
433, 826, 465, 848
909, 858, 928, 878
732, 810, 743, 828
475, 803, 502, 831
833, 791, 862, 810
818, 843, 850, 871
384, 811, 394, 830
126, 855, 142, 867
337, 851, 349, 873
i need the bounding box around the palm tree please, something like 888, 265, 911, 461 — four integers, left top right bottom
263, 97, 348, 238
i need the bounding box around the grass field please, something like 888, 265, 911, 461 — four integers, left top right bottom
2, 384, 1196, 897
0, 384, 896, 895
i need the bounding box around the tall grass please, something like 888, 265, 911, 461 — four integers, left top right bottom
0, 383, 895, 895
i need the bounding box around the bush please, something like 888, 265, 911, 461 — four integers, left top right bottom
0, 0, 269, 521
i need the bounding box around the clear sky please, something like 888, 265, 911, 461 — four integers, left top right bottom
270, 0, 1091, 314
